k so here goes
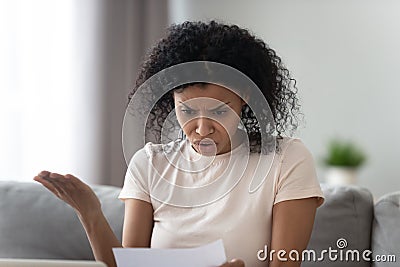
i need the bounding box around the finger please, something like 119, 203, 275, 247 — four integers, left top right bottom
38, 170, 50, 178
34, 176, 61, 197
40, 173, 71, 197
64, 173, 84, 185
65, 174, 91, 192
50, 173, 86, 200
50, 180, 73, 199
49, 172, 67, 180
45, 172, 73, 188
37, 171, 63, 189
34, 175, 55, 189
64, 174, 76, 180
35, 176, 77, 209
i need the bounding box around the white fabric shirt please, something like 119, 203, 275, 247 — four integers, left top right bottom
119, 137, 324, 267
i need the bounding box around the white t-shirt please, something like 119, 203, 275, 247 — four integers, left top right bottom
119, 137, 324, 267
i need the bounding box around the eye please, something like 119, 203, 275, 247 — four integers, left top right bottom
212, 110, 227, 116
180, 109, 196, 115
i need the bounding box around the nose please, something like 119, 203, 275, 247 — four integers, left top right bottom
195, 117, 215, 136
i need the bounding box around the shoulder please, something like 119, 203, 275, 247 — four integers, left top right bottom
127, 139, 187, 173
126, 142, 160, 168
128, 140, 184, 163
276, 137, 314, 163
144, 140, 183, 156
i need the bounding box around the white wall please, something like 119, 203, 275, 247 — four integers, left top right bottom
168, 0, 400, 198
0, 0, 169, 186
0, 0, 105, 184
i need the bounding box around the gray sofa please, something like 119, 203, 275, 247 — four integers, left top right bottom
0, 182, 398, 266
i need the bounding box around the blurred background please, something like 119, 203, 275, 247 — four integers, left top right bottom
1, 0, 399, 199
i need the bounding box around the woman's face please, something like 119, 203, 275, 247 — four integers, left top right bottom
173, 84, 246, 155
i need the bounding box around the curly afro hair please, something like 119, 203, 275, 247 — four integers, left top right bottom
128, 20, 301, 154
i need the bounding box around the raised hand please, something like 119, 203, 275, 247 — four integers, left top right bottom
34, 171, 122, 267
33, 170, 101, 219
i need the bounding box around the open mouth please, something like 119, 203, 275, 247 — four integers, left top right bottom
194, 139, 217, 154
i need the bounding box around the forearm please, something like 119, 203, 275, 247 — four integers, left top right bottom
78, 210, 122, 267
269, 198, 319, 267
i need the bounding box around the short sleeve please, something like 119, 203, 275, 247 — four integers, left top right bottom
118, 146, 151, 203
273, 138, 325, 207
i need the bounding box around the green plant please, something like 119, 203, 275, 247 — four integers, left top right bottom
322, 139, 367, 168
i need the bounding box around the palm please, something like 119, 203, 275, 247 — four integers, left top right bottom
34, 171, 101, 216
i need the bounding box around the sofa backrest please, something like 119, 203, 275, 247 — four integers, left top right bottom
371, 191, 400, 267
304, 184, 374, 267
0, 182, 124, 260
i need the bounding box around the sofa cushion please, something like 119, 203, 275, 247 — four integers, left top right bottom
0, 181, 124, 260
303, 184, 374, 267
371, 191, 400, 266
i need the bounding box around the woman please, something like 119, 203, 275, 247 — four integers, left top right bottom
35, 21, 324, 267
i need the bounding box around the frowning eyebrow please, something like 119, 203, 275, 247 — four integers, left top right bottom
178, 101, 196, 110
209, 102, 231, 111
178, 101, 231, 111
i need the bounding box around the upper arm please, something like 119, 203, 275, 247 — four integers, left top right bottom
269, 197, 319, 267
122, 198, 154, 248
